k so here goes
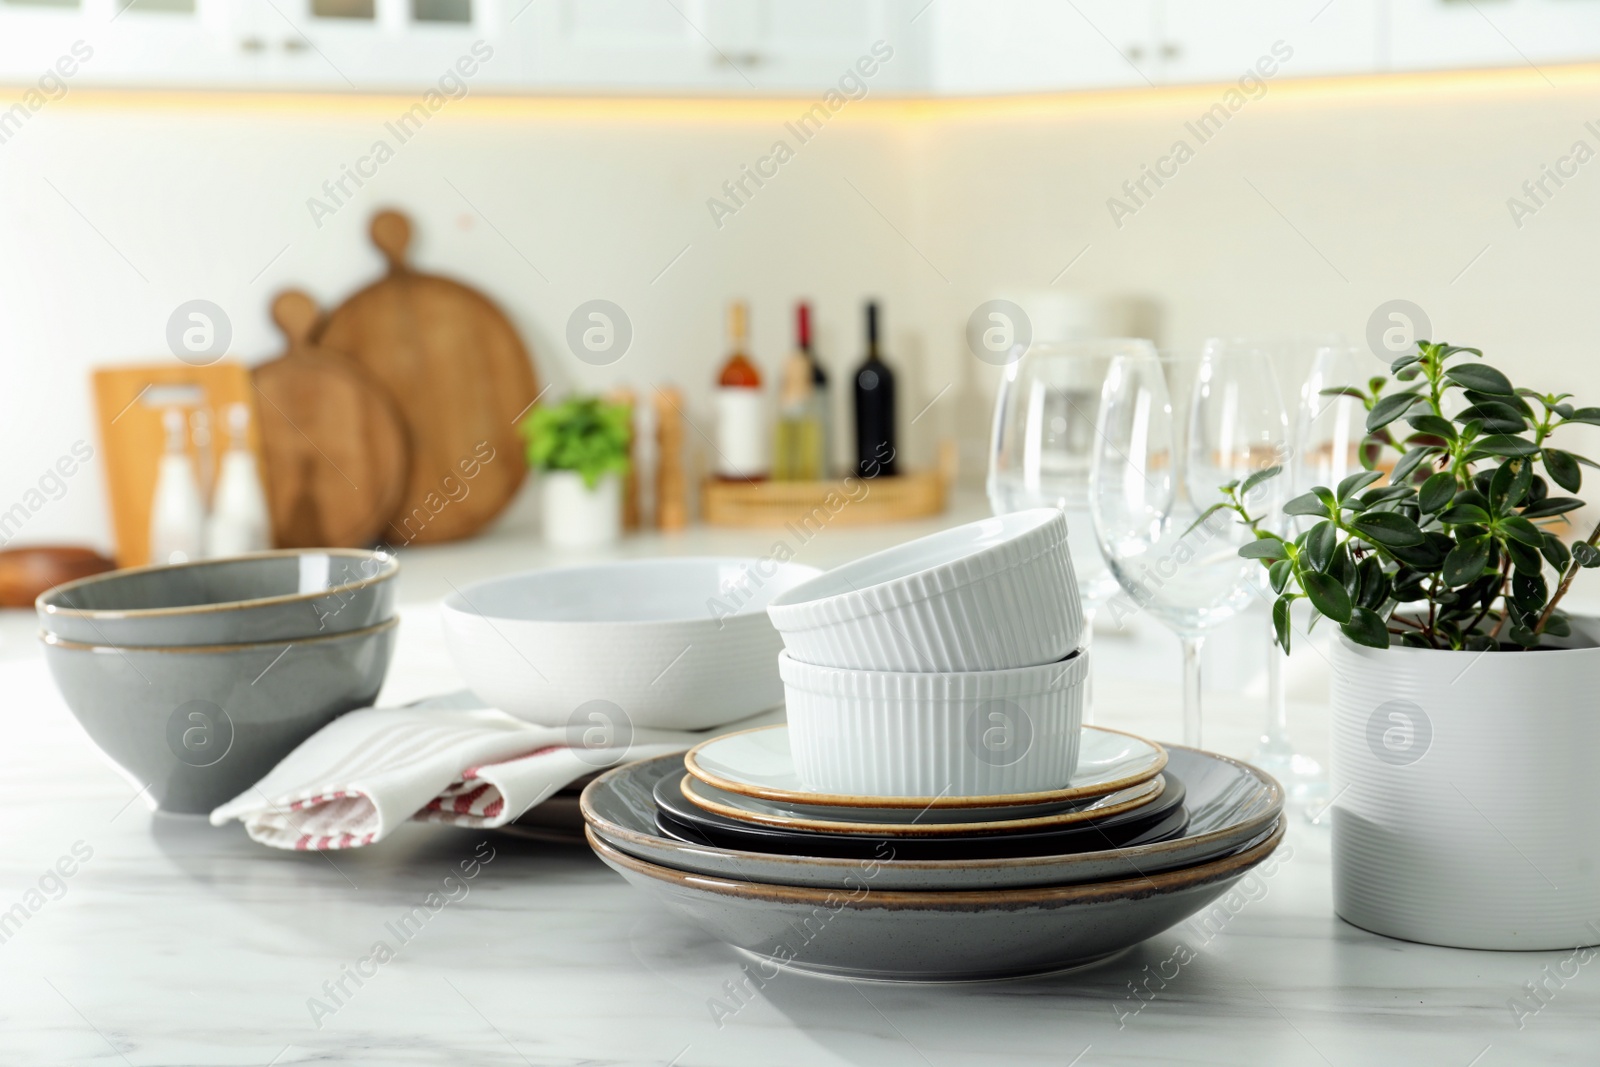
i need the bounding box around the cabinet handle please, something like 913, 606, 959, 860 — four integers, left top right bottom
240, 37, 267, 53
714, 51, 764, 70
1125, 44, 1145, 63
1160, 42, 1182, 61
283, 37, 310, 53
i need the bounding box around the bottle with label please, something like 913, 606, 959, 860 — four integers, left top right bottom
773, 301, 828, 482
714, 301, 768, 481
853, 301, 898, 479
205, 403, 272, 558
149, 407, 206, 566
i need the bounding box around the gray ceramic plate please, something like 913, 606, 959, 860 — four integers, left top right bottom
589, 819, 1286, 982
583, 746, 1282, 890
42, 618, 396, 813
37, 549, 398, 646
685, 723, 1167, 809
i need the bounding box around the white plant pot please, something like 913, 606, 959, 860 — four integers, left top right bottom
1330, 632, 1600, 950
540, 471, 621, 549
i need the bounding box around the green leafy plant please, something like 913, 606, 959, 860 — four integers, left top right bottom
520, 397, 631, 490
1206, 341, 1600, 652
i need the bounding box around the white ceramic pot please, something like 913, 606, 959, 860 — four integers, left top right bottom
781, 649, 1087, 797
541, 470, 621, 549
1330, 633, 1600, 950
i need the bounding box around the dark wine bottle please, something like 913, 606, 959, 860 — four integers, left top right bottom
853, 301, 898, 479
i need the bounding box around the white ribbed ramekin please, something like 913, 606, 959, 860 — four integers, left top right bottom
766, 509, 1083, 673
780, 649, 1087, 797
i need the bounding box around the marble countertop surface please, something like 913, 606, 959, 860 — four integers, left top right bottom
2, 497, 1594, 1065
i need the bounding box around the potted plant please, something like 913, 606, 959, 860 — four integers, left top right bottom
1207, 341, 1600, 950
521, 396, 631, 549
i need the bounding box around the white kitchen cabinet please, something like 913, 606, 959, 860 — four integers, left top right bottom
1158, 0, 1382, 84
1386, 0, 1600, 73
0, 0, 521, 91
927, 0, 1158, 94
516, 0, 922, 94
2, 0, 1597, 96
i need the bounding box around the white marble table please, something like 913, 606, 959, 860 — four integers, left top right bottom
2, 503, 1594, 1065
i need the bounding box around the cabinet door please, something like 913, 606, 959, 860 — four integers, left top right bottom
0, 0, 238, 88
1160, 0, 1381, 84
756, 0, 923, 92
929, 0, 1158, 95
520, 0, 736, 91
1388, 0, 1600, 72
240, 0, 515, 91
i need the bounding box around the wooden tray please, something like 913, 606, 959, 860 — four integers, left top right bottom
702, 442, 954, 528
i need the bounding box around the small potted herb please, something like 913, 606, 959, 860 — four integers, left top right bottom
1209, 341, 1600, 950
520, 397, 631, 548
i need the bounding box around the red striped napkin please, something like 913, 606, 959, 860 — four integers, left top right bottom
209, 693, 779, 850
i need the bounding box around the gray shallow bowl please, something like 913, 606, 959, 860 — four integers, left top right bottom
42, 617, 396, 814
37, 550, 398, 647
589, 820, 1285, 982
583, 746, 1282, 890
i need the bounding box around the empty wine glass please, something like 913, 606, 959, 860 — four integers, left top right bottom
1090, 341, 1289, 747
989, 341, 1138, 722
988, 341, 1128, 605
1253, 341, 1366, 811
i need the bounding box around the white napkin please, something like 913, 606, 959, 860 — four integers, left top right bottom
210, 691, 780, 850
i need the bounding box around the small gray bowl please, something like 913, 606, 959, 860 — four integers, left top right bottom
37, 550, 398, 647
42, 617, 397, 814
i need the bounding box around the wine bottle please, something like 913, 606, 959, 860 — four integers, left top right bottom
714, 301, 768, 481
853, 301, 898, 479
807, 303, 833, 479
773, 301, 827, 481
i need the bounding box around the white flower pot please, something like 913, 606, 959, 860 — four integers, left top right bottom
540, 471, 621, 549
1331, 632, 1600, 950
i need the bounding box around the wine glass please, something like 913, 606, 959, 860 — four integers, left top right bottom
988, 341, 1135, 721
1253, 340, 1366, 811
988, 341, 1128, 604
1089, 341, 1289, 747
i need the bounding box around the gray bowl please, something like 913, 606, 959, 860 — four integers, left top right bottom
590, 819, 1285, 982
37, 550, 398, 646
42, 617, 397, 814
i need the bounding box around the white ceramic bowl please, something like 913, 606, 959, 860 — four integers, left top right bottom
779, 649, 1087, 797
765, 509, 1081, 672
442, 558, 821, 731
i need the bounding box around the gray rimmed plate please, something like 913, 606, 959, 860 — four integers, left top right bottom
684, 723, 1166, 809
582, 746, 1282, 891
588, 819, 1286, 982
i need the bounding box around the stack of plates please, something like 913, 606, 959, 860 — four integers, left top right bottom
582, 723, 1286, 982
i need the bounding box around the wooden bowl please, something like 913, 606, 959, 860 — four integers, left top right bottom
0, 547, 117, 608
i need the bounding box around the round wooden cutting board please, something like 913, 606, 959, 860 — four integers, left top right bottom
318, 210, 538, 545
252, 290, 410, 549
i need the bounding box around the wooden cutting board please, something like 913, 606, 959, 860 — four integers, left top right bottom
318, 210, 538, 544
253, 290, 410, 549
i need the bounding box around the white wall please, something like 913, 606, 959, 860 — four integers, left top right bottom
5, 68, 1600, 552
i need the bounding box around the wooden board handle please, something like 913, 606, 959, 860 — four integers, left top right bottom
370, 209, 412, 271
270, 290, 320, 352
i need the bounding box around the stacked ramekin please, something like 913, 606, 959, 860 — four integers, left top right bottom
766, 509, 1087, 797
